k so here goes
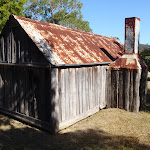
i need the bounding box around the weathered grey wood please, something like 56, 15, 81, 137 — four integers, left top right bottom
140, 68, 148, 108
59, 105, 99, 130
118, 71, 124, 109
111, 70, 118, 108
75, 68, 79, 116
24, 67, 29, 116
0, 37, 4, 61
50, 68, 59, 132
129, 71, 134, 111
56, 65, 108, 128
101, 66, 107, 109
0, 106, 52, 132
72, 68, 76, 117
88, 67, 92, 110
0, 66, 4, 107
58, 69, 62, 122
0, 25, 49, 65
4, 67, 10, 109
9, 66, 14, 111
60, 69, 65, 122
78, 68, 82, 114
85, 68, 89, 111
133, 71, 141, 112
93, 67, 98, 108
65, 68, 70, 120
82, 68, 86, 113
106, 69, 111, 108
124, 71, 130, 111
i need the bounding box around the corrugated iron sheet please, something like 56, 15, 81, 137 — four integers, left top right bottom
13, 15, 124, 64
109, 54, 147, 70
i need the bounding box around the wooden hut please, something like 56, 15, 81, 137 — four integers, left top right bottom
0, 15, 147, 133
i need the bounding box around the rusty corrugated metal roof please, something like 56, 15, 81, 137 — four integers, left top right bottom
13, 15, 124, 65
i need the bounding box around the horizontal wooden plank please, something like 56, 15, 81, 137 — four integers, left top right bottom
0, 106, 54, 133
59, 106, 99, 130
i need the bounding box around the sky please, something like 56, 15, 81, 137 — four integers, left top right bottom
80, 0, 150, 45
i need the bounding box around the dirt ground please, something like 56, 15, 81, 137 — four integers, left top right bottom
0, 73, 150, 150
0, 107, 150, 150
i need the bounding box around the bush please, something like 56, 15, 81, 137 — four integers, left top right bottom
140, 48, 150, 71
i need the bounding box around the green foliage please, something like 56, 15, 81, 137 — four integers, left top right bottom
140, 48, 150, 70
24, 0, 92, 32
114, 37, 119, 40
0, 0, 26, 33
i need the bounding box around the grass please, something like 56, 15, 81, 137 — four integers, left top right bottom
0, 73, 150, 150
1, 109, 150, 150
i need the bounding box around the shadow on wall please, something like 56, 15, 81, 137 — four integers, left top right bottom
0, 65, 59, 133
0, 115, 150, 150
143, 89, 150, 112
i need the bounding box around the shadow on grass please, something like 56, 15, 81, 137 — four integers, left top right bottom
0, 115, 150, 150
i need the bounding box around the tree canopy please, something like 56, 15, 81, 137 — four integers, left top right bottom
0, 0, 26, 33
24, 0, 92, 32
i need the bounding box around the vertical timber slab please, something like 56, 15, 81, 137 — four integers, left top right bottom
13, 67, 18, 113
24, 67, 29, 116
140, 68, 148, 108
20, 67, 25, 114
72, 68, 76, 117
116, 71, 119, 108
133, 70, 141, 112
75, 68, 79, 116
0, 66, 4, 107
124, 71, 130, 111
9, 66, 14, 111
118, 71, 124, 109
50, 68, 59, 132
106, 69, 111, 108
129, 71, 134, 111
111, 70, 117, 108
88, 67, 92, 110
78, 68, 82, 114
60, 69, 65, 122
81, 68, 85, 113
93, 67, 98, 108
65, 68, 70, 120
85, 68, 89, 112
4, 67, 9, 109
91, 67, 94, 109
97, 66, 101, 108
101, 66, 107, 109
58, 69, 62, 122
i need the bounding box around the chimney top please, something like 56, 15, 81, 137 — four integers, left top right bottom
125, 17, 140, 54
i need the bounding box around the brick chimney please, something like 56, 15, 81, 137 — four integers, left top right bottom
125, 17, 140, 54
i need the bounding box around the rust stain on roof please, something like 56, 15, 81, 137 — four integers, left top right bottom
13, 15, 124, 64
109, 53, 147, 71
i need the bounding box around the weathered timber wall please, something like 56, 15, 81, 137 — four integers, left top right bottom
106, 69, 148, 112
0, 18, 49, 65
140, 68, 148, 108
0, 64, 148, 132
51, 65, 108, 130
0, 65, 57, 131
